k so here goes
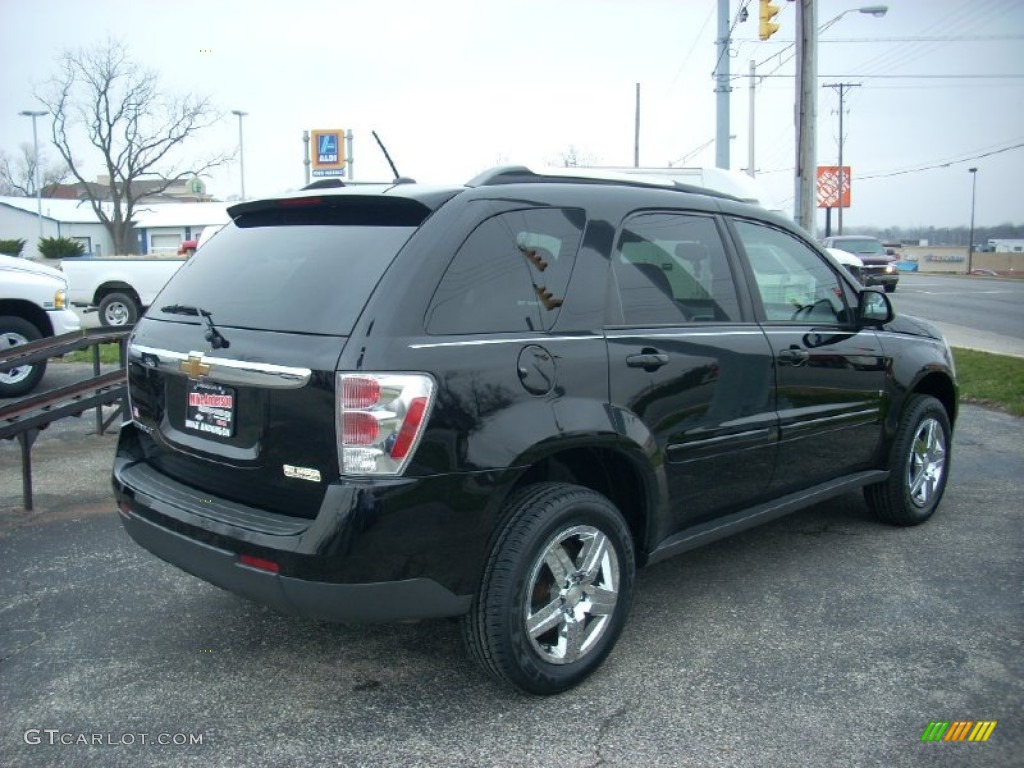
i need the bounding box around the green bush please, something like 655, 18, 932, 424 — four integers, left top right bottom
38, 236, 86, 259
0, 238, 26, 257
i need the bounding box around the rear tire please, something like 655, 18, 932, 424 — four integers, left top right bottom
0, 316, 46, 398
98, 292, 139, 326
865, 395, 951, 526
462, 482, 635, 695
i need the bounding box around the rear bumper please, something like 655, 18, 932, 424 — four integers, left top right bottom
112, 424, 489, 622
118, 506, 470, 621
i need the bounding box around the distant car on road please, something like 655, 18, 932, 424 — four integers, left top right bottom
822, 235, 899, 293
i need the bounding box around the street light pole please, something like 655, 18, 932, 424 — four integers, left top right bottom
18, 109, 47, 244
968, 167, 978, 275
231, 110, 248, 200
794, 4, 887, 234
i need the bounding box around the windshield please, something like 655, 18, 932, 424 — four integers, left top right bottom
151, 220, 416, 335
835, 238, 885, 255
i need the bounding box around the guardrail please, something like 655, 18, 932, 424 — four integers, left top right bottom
1, 327, 132, 511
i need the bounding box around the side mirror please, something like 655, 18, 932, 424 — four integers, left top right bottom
858, 288, 893, 326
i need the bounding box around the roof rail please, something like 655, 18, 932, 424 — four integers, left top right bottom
465, 165, 741, 202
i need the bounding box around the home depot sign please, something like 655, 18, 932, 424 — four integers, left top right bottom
817, 166, 851, 208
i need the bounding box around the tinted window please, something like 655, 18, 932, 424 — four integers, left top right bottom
426, 208, 584, 334
152, 221, 416, 335
734, 221, 847, 323
611, 213, 740, 325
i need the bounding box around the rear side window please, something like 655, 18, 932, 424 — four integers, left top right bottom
426, 208, 585, 335
611, 212, 741, 325
151, 198, 426, 335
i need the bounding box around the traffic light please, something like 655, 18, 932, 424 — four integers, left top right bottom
759, 0, 781, 41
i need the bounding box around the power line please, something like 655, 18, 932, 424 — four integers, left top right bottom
859, 142, 1024, 180
736, 34, 1024, 42
744, 73, 1024, 80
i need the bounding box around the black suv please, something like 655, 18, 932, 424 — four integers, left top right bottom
821, 235, 900, 293
114, 168, 957, 694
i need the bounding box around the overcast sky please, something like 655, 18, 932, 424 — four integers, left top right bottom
2, 0, 1022, 230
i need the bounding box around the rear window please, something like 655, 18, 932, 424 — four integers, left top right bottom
150, 199, 424, 335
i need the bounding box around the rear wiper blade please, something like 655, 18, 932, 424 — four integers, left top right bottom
158, 304, 231, 349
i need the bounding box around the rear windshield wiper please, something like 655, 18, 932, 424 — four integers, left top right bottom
159, 304, 231, 349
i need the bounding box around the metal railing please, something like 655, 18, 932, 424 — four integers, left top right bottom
1, 326, 132, 511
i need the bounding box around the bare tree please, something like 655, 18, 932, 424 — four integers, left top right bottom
38, 40, 230, 254
554, 145, 599, 168
0, 144, 68, 196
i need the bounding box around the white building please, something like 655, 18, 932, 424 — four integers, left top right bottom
133, 202, 230, 254
0, 196, 115, 258
0, 197, 230, 258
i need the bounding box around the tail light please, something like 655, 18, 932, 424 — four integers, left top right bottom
337, 373, 435, 475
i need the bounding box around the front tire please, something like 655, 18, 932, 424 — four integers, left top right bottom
865, 394, 951, 525
462, 483, 635, 695
98, 292, 139, 326
0, 316, 46, 398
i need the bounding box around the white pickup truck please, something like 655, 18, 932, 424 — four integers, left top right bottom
0, 255, 82, 397
61, 257, 187, 326
61, 224, 224, 326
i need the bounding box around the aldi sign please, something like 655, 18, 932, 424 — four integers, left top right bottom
311, 129, 346, 177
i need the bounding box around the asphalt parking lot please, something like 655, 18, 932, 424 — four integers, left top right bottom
1, 395, 1021, 767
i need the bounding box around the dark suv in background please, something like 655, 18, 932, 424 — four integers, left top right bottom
822, 235, 900, 292
114, 167, 957, 694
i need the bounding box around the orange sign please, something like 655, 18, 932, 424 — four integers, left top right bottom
817, 166, 851, 208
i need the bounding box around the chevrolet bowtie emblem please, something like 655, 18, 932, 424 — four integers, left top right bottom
179, 353, 211, 380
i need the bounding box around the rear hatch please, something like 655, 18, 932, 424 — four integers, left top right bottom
126, 192, 441, 519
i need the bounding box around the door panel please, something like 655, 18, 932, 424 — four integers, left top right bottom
606, 212, 778, 543
730, 219, 887, 493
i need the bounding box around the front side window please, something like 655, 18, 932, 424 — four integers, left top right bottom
426, 207, 584, 335
733, 220, 847, 323
611, 212, 741, 326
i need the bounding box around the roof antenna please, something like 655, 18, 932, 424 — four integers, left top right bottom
371, 130, 415, 184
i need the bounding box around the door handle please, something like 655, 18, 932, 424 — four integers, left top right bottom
626, 353, 669, 370
777, 347, 809, 366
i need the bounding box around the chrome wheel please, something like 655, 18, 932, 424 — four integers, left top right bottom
103, 300, 130, 325
906, 417, 946, 509
525, 524, 620, 665
0, 330, 33, 386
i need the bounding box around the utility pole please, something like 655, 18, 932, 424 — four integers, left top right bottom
794, 0, 817, 234
634, 83, 640, 168
747, 60, 756, 177
715, 0, 731, 170
823, 82, 860, 235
